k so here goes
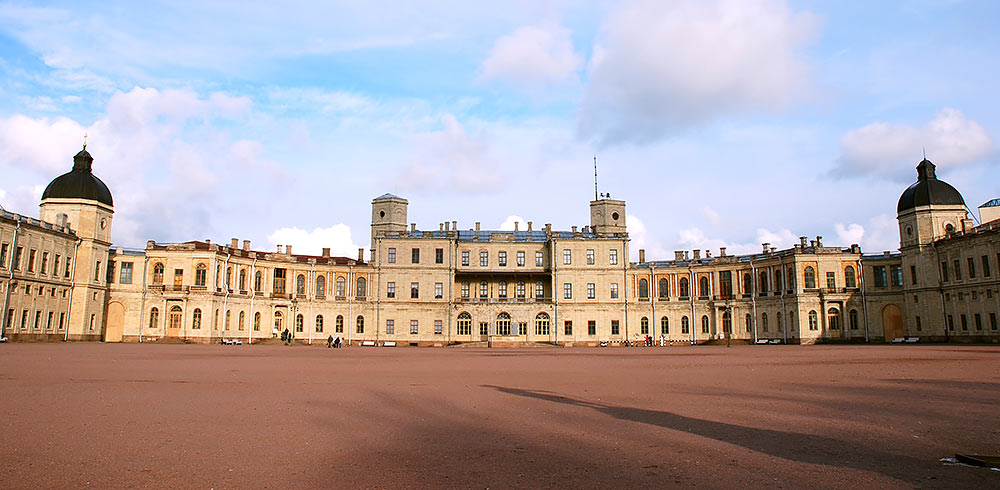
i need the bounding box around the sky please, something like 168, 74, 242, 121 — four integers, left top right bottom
0, 0, 997, 261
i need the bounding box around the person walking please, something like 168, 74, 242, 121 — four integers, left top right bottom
327, 335, 333, 348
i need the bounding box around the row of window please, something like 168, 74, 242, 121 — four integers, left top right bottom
0, 243, 73, 279
4, 308, 67, 331
941, 254, 996, 283
633, 265, 858, 299
148, 263, 368, 297
945, 312, 999, 332
451, 249, 620, 267
151, 306, 369, 334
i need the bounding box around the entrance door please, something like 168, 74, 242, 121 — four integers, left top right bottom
882, 304, 903, 341
168, 305, 183, 337
105, 302, 125, 342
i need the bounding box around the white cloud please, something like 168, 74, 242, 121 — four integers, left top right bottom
676, 227, 799, 256
834, 223, 864, 246
267, 224, 364, 260
627, 214, 669, 259
499, 215, 528, 230
391, 114, 501, 193
579, 0, 819, 145
0, 114, 87, 173
479, 22, 582, 88
700, 206, 722, 225
834, 107, 993, 180
0, 185, 45, 215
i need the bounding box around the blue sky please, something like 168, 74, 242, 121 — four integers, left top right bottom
0, 0, 997, 260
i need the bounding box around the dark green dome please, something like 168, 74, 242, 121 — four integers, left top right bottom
896, 159, 963, 213
41, 148, 113, 207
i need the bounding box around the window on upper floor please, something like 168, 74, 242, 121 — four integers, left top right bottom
967, 257, 976, 279
639, 278, 648, 298
336, 276, 345, 296
387, 248, 396, 263
536, 281, 544, 299
461, 251, 470, 266
890, 265, 902, 287
844, 266, 856, 288
461, 281, 470, 298
953, 259, 962, 280
679, 277, 689, 297
610, 283, 619, 299
411, 282, 419, 299
498, 251, 507, 267
435, 248, 444, 264
517, 251, 525, 267
872, 266, 886, 288
563, 249, 571, 265
195, 264, 207, 286
356, 277, 366, 297
536, 251, 543, 267
479, 281, 488, 298
826, 272, 836, 289
120, 262, 133, 284
563, 283, 572, 299
587, 283, 595, 299
586, 249, 595, 265
698, 277, 709, 297
983, 255, 992, 277
411, 248, 419, 264
435, 282, 443, 299
387, 281, 395, 298
296, 274, 306, 295
480, 251, 488, 267
609, 249, 618, 265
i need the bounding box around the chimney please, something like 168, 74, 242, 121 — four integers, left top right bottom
444, 222, 449, 232
322, 248, 330, 258
358, 248, 365, 262
277, 244, 283, 254
475, 222, 481, 231
770, 247, 777, 253
799, 236, 808, 247
439, 223, 444, 232
514, 221, 519, 232
583, 225, 590, 233
527, 221, 533, 231
572, 226, 578, 234
452, 221, 457, 232
883, 251, 891, 257
146, 240, 156, 249
411, 223, 416, 233
231, 238, 238, 248
705, 250, 711, 259
684, 251, 690, 260
851, 244, 861, 254
639, 249, 645, 263
762, 243, 770, 254
809, 240, 816, 248
693, 249, 701, 260
286, 245, 293, 255
816, 236, 823, 247
719, 247, 727, 257
243, 240, 251, 250
205, 239, 211, 245
674, 251, 684, 261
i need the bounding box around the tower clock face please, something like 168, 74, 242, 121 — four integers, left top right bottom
100, 218, 107, 230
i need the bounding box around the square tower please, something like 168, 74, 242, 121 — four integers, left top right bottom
590, 198, 626, 236
371, 193, 408, 258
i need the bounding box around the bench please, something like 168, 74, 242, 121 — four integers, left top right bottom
769, 339, 782, 344
904, 337, 920, 343
383, 341, 397, 347
890, 337, 906, 343
755, 339, 769, 345
361, 341, 376, 347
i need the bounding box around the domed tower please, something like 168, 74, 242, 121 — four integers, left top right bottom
40, 145, 114, 341
896, 158, 966, 248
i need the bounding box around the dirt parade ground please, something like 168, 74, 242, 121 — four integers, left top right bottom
0, 343, 998, 489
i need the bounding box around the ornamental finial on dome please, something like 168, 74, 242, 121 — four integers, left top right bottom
916, 157, 936, 181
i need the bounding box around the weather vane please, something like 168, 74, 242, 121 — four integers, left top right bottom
83, 132, 88, 150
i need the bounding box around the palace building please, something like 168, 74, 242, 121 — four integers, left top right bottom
1, 147, 998, 344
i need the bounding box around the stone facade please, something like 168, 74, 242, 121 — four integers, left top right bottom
1, 150, 998, 345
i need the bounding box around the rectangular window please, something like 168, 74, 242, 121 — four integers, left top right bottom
586, 249, 595, 265
947, 315, 954, 331
536, 282, 544, 298
434, 282, 443, 299
53, 254, 60, 276
94, 261, 102, 282
386, 282, 395, 298
480, 322, 488, 336
954, 259, 962, 280
40, 252, 48, 275
120, 262, 133, 284
518, 322, 527, 336
498, 281, 507, 298
517, 251, 525, 267
386, 319, 394, 334
107, 261, 115, 283
20, 309, 27, 329
480, 281, 488, 298
13, 247, 22, 270
609, 249, 618, 265
719, 271, 732, 298
0, 243, 7, 268
890, 265, 902, 286
873, 266, 887, 288
588, 320, 596, 336
47, 311, 53, 329
990, 312, 997, 331
910, 265, 917, 285
411, 248, 420, 264
273, 268, 285, 294
387, 248, 396, 263
960, 314, 968, 331
535, 251, 543, 267
461, 251, 470, 266
498, 251, 507, 267
34, 310, 41, 329
610, 283, 619, 299
915, 316, 921, 331
587, 283, 595, 299
975, 313, 982, 330
563, 283, 572, 299
411, 282, 419, 299
58, 312, 65, 330
434, 320, 443, 335
64, 258, 71, 278
826, 272, 836, 289
28, 250, 36, 273
983, 255, 991, 277
435, 248, 443, 264
941, 261, 949, 282
563, 249, 571, 265
461, 282, 469, 298
967, 257, 976, 279
480, 251, 488, 267
410, 320, 418, 335
564, 320, 572, 335
611, 320, 619, 336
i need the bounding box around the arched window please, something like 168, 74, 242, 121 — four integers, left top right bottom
225, 309, 231, 330
535, 312, 550, 336
774, 271, 783, 291
356, 315, 364, 333
701, 315, 710, 334
335, 315, 344, 333
745, 313, 752, 333
849, 309, 858, 330
214, 309, 219, 329
169, 306, 182, 330
149, 307, 159, 329
239, 269, 246, 291
457, 312, 472, 335
828, 308, 841, 330
845, 266, 857, 289
762, 313, 768, 332
516, 281, 525, 299
255, 271, 262, 292
743, 273, 752, 294
804, 267, 816, 289
638, 279, 649, 298
777, 312, 783, 331
787, 267, 795, 290
296, 274, 306, 295
195, 264, 207, 286
759, 271, 768, 293
722, 312, 732, 333
153, 263, 164, 284
788, 310, 796, 330
681, 315, 689, 334
238, 311, 245, 331
535, 281, 544, 299
253, 312, 261, 331
479, 280, 488, 298
295, 314, 304, 332
660, 316, 669, 335
659, 278, 669, 298
216, 265, 222, 287
336, 276, 346, 297
808, 310, 818, 330
640, 316, 649, 334
699, 277, 709, 297
192, 308, 202, 329
315, 315, 324, 333
356, 277, 366, 297
679, 277, 689, 297
226, 266, 233, 288
498, 280, 507, 298
316, 275, 326, 297
497, 312, 511, 336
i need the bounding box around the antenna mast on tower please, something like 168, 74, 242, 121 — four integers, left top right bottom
594, 155, 598, 201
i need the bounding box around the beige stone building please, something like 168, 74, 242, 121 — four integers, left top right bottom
1, 149, 998, 344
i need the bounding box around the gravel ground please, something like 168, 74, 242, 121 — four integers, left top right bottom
0, 343, 998, 489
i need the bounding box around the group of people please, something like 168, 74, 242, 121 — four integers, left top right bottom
278, 328, 342, 348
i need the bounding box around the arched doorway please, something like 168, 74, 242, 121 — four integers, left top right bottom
167, 305, 183, 337
105, 302, 125, 342
881, 304, 903, 341
274, 311, 284, 336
